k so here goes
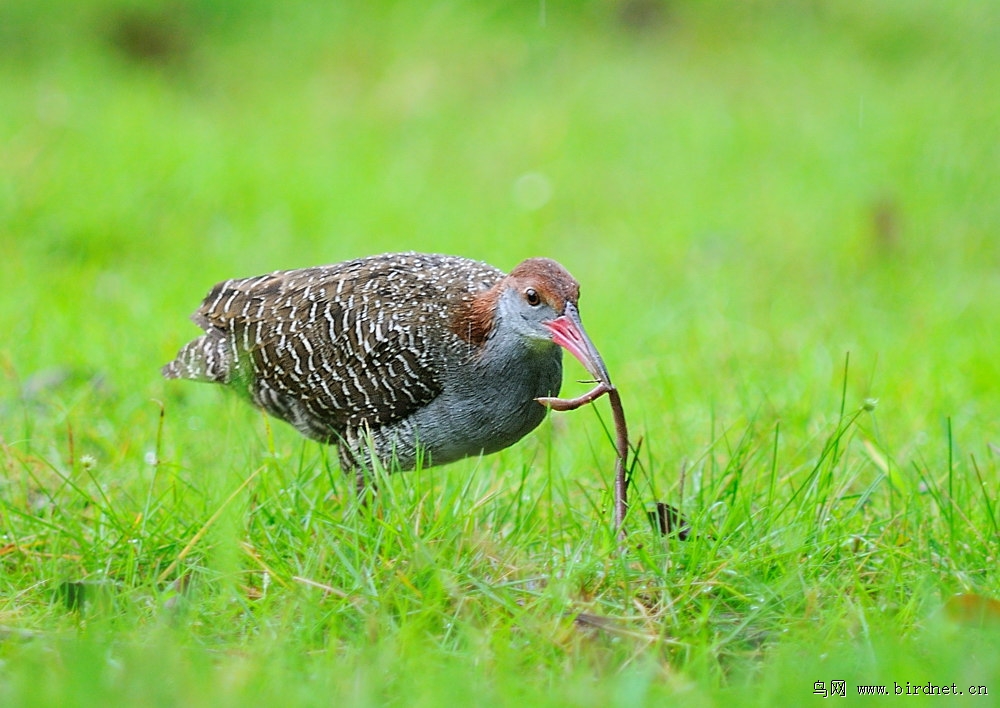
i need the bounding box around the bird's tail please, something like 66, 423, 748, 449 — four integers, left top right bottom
161, 332, 231, 383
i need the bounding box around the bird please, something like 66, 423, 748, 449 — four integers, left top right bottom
162, 252, 613, 486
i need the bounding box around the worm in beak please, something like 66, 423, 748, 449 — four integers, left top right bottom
537, 302, 614, 410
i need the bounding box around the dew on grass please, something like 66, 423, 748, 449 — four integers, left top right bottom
36, 86, 70, 125
512, 172, 553, 211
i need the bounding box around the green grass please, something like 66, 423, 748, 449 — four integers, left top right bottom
2, 0, 1000, 704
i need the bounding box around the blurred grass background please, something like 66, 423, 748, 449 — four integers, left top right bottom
4, 0, 999, 441
2, 0, 1000, 704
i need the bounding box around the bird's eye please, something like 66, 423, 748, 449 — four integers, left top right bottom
525, 288, 541, 306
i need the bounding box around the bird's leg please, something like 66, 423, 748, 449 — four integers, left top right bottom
535, 381, 613, 411
355, 467, 377, 504
338, 435, 377, 506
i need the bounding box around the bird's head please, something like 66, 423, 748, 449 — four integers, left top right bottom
486, 258, 612, 387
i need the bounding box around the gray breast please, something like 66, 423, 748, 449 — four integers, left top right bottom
363, 330, 564, 470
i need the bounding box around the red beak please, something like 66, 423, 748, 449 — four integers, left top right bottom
543, 302, 612, 386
